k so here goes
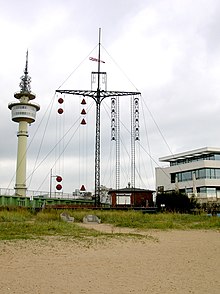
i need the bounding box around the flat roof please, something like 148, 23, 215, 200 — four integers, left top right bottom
108, 187, 155, 194
159, 147, 220, 162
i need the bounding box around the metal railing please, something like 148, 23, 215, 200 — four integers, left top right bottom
0, 188, 88, 200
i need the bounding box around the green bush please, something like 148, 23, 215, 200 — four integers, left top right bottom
156, 192, 198, 213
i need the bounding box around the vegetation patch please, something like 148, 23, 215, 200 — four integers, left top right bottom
0, 209, 32, 222
0, 209, 219, 241
69, 210, 220, 230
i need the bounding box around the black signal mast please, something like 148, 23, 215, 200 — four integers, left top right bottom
56, 28, 141, 206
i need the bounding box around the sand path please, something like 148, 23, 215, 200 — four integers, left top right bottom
0, 227, 219, 293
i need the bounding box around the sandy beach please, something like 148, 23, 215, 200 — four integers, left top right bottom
0, 226, 219, 294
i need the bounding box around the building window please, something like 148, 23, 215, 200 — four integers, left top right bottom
171, 174, 176, 183
215, 169, 220, 178
199, 169, 206, 179
170, 153, 220, 166
198, 187, 216, 198
171, 168, 220, 182
182, 171, 192, 181
116, 193, 131, 205
214, 154, 220, 160
186, 188, 193, 193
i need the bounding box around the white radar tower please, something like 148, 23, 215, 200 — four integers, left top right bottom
8, 51, 40, 197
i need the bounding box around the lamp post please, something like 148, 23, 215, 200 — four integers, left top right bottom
49, 169, 63, 198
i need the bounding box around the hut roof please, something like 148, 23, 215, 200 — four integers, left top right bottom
108, 187, 155, 194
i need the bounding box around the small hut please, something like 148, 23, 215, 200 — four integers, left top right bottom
108, 187, 154, 208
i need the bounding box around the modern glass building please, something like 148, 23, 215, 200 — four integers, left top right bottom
155, 147, 220, 202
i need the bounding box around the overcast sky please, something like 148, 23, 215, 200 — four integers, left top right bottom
1, 0, 220, 194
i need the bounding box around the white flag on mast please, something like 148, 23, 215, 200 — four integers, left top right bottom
89, 57, 105, 63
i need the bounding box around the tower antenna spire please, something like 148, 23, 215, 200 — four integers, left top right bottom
20, 49, 31, 94
97, 28, 101, 92
24, 50, 28, 75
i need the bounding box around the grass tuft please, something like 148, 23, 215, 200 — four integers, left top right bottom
0, 209, 32, 222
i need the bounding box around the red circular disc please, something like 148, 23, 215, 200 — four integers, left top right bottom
58, 98, 64, 104
58, 108, 63, 114
56, 184, 62, 190
56, 176, 62, 182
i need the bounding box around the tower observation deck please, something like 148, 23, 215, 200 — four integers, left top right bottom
8, 51, 40, 197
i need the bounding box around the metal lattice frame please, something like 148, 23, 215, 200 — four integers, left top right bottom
130, 96, 140, 188
111, 97, 120, 189
56, 29, 141, 206
134, 96, 140, 141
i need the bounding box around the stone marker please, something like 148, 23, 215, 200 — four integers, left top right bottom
83, 214, 101, 224
60, 212, 74, 222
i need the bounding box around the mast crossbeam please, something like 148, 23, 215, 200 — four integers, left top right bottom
56, 89, 141, 100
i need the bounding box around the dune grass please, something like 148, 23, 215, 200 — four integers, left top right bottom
0, 209, 219, 241
0, 221, 104, 241
70, 210, 220, 230
0, 209, 32, 222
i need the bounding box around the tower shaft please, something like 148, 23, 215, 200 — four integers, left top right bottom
15, 120, 28, 196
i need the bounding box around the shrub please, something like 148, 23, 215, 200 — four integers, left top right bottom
156, 192, 197, 213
